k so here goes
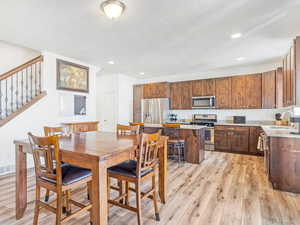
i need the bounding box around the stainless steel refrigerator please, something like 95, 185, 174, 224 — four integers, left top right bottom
141, 98, 169, 124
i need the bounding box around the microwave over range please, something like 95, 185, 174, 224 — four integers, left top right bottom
192, 96, 216, 109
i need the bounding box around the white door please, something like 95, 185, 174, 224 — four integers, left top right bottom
97, 92, 116, 132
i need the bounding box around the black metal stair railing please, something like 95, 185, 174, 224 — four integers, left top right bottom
0, 56, 43, 120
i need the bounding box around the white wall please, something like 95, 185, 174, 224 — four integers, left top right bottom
96, 74, 137, 132
0, 41, 40, 74
0, 50, 99, 173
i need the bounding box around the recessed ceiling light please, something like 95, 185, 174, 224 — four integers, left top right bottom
139, 72, 145, 75
236, 57, 245, 61
108, 60, 115, 64
231, 33, 242, 39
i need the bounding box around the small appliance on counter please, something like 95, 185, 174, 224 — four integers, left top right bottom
290, 116, 300, 134
275, 113, 283, 125
168, 113, 178, 122
233, 116, 246, 124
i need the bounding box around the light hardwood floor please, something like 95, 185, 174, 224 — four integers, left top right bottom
1, 152, 300, 225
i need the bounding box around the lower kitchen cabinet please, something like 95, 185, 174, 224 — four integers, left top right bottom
215, 125, 262, 154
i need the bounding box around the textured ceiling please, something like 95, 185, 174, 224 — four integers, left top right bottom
0, 0, 300, 78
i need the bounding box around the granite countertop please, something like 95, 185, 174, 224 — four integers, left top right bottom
143, 123, 206, 130
215, 120, 275, 127
261, 125, 300, 139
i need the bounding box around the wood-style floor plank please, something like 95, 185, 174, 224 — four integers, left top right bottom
1, 152, 300, 225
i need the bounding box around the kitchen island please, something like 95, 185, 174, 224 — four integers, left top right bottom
261, 125, 300, 193
143, 124, 206, 164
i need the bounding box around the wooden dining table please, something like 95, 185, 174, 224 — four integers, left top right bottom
14, 132, 168, 225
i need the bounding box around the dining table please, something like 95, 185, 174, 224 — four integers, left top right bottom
14, 131, 168, 225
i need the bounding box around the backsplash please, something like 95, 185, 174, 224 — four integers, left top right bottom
168, 108, 290, 122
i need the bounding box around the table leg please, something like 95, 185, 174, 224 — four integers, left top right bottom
91, 160, 108, 225
15, 144, 27, 219
159, 138, 168, 204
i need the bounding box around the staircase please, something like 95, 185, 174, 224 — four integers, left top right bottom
0, 56, 47, 127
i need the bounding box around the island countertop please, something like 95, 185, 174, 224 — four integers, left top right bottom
143, 123, 207, 130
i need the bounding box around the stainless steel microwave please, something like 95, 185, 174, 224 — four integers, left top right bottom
192, 96, 215, 109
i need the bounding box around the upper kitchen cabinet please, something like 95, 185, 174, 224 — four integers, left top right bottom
262, 70, 276, 109
143, 82, 170, 99
245, 74, 262, 109
276, 67, 284, 108
170, 81, 192, 109
133, 84, 144, 123
231, 75, 247, 109
282, 37, 300, 106
215, 77, 231, 109
192, 79, 215, 97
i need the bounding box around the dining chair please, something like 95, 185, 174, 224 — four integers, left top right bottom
107, 132, 161, 225
117, 124, 140, 135
162, 123, 185, 164
28, 133, 93, 225
43, 126, 65, 202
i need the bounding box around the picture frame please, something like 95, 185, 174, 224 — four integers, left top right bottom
57, 59, 89, 93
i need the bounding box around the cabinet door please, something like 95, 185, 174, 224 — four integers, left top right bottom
180, 81, 192, 109
192, 80, 203, 96
262, 71, 276, 108
245, 74, 262, 109
214, 126, 231, 151
202, 79, 215, 96
143, 82, 169, 98
133, 84, 143, 122
230, 127, 249, 152
170, 83, 181, 109
215, 77, 231, 109
290, 45, 296, 105
276, 67, 284, 108
231, 76, 246, 109
249, 126, 262, 154
286, 53, 292, 106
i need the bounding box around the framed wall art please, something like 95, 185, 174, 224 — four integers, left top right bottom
57, 59, 89, 93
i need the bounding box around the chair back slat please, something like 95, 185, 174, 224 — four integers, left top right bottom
137, 133, 160, 176
117, 124, 140, 135
28, 133, 62, 185
44, 126, 64, 136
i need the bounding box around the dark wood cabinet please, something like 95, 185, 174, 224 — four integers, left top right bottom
249, 126, 263, 154
262, 71, 276, 108
276, 67, 284, 108
192, 79, 215, 96
170, 81, 192, 109
231, 76, 246, 109
215, 125, 254, 154
133, 84, 143, 122
215, 77, 231, 109
143, 82, 169, 99
245, 74, 262, 109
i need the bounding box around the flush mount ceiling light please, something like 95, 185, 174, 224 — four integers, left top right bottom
231, 33, 242, 39
101, 0, 126, 19
236, 57, 245, 61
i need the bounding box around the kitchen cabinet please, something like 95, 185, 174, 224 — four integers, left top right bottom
249, 126, 263, 154
245, 74, 262, 109
170, 81, 192, 109
262, 70, 276, 108
192, 79, 215, 97
215, 125, 251, 153
133, 84, 143, 122
215, 77, 231, 109
276, 67, 284, 108
143, 82, 169, 99
231, 76, 247, 109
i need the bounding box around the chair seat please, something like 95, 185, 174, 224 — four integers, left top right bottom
168, 139, 185, 143
108, 160, 152, 178
41, 164, 91, 186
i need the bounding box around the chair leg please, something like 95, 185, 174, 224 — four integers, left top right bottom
66, 190, 71, 215
45, 189, 50, 202
152, 172, 160, 221
118, 180, 124, 204
56, 190, 63, 225
125, 181, 130, 205
135, 181, 143, 225
33, 185, 41, 225
107, 176, 111, 216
